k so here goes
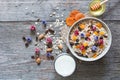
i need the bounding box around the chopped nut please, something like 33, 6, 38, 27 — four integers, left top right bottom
35, 57, 41, 65
38, 34, 45, 40
46, 48, 53, 52
58, 44, 63, 50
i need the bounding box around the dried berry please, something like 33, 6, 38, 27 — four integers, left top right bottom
26, 37, 32, 43
80, 45, 85, 51
30, 25, 36, 31
100, 36, 103, 39
46, 37, 52, 44
25, 42, 29, 48
31, 56, 35, 59
35, 48, 40, 54
98, 39, 104, 45
85, 37, 88, 40
74, 30, 79, 36
46, 52, 51, 59
80, 33, 85, 38
94, 36, 98, 41
22, 36, 26, 41
42, 20, 47, 27
92, 46, 97, 52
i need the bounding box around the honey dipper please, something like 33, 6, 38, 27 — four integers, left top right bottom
90, 0, 108, 11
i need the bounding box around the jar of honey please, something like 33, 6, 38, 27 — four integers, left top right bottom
89, 0, 106, 16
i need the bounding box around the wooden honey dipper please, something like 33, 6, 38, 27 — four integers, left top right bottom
90, 0, 108, 11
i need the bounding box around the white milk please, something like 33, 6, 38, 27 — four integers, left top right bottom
55, 54, 76, 77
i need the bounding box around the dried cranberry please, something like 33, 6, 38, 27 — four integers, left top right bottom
74, 30, 79, 36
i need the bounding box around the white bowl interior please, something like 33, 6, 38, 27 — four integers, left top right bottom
67, 17, 112, 61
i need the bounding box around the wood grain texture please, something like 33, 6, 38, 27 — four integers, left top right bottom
0, 21, 120, 80
0, 0, 120, 21
0, 0, 120, 80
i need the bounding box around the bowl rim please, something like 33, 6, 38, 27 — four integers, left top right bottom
67, 17, 112, 61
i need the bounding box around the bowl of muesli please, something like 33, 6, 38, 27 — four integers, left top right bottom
67, 17, 112, 61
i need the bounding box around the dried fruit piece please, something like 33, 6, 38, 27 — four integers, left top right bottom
69, 10, 80, 17
99, 44, 104, 49
83, 42, 88, 47
86, 32, 91, 37
71, 34, 77, 41
98, 39, 104, 45
75, 13, 85, 21
66, 17, 75, 27
96, 22, 102, 28
81, 50, 86, 55
94, 31, 99, 36
80, 45, 85, 51
74, 30, 79, 36
100, 31, 105, 36
75, 45, 80, 49
92, 53, 98, 58
79, 24, 86, 29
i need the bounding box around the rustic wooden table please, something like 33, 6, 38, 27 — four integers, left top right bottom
0, 0, 120, 80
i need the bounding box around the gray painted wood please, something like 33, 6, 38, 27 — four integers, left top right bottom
0, 0, 120, 21
0, 0, 120, 80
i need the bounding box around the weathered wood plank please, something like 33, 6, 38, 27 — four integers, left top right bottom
0, 0, 119, 21
0, 20, 120, 80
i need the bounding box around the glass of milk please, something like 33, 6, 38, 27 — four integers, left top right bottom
54, 53, 76, 77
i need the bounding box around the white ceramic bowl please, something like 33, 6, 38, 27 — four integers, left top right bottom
67, 17, 112, 61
